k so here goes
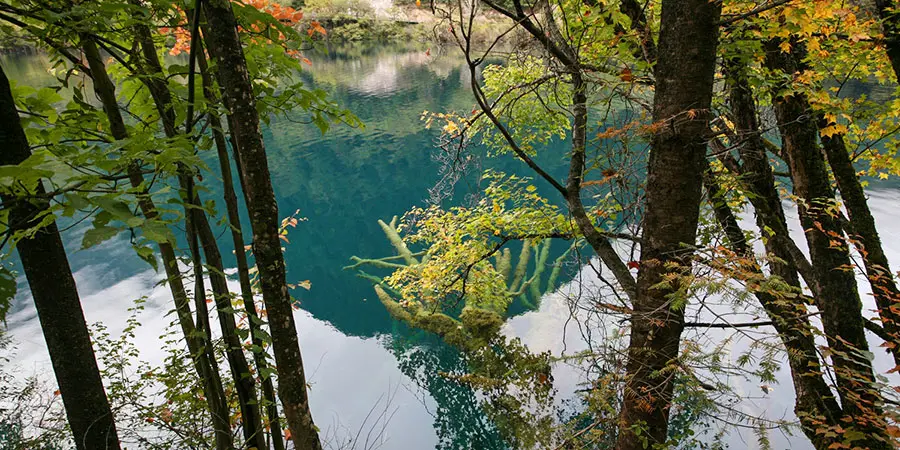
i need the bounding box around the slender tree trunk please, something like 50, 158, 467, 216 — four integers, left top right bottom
187, 186, 268, 450
724, 61, 803, 288
720, 61, 845, 448
819, 120, 900, 365
128, 18, 269, 447
80, 36, 234, 450
200, 2, 322, 448
874, 0, 900, 80
703, 165, 842, 449
564, 72, 638, 299
0, 63, 121, 450
765, 38, 890, 447
197, 40, 287, 450
615, 1, 721, 448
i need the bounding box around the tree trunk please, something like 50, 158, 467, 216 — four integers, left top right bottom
614, 1, 721, 448
874, 0, 900, 81
197, 39, 287, 450
80, 36, 234, 450
765, 39, 890, 447
200, 2, 322, 448
128, 17, 269, 447
187, 186, 268, 450
818, 119, 900, 366
703, 164, 842, 449
720, 61, 844, 448
0, 63, 122, 450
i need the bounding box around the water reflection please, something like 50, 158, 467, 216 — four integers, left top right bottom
3, 44, 569, 449
8, 43, 894, 450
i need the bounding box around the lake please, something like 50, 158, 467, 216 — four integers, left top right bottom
3, 44, 900, 450
1, 44, 578, 450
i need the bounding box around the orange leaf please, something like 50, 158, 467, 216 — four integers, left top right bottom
310, 21, 327, 36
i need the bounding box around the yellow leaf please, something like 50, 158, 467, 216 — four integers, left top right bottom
807, 39, 821, 53
819, 124, 847, 138
443, 120, 459, 134
779, 41, 791, 53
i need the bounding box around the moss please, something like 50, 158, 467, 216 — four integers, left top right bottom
378, 217, 418, 265
374, 285, 473, 349
460, 307, 503, 340
509, 239, 532, 292
373, 285, 413, 322
413, 310, 470, 349
495, 247, 512, 283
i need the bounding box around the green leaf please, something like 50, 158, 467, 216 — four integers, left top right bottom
259, 366, 277, 381
0, 265, 17, 324
93, 197, 141, 227
82, 226, 119, 249
142, 220, 174, 244
134, 245, 158, 272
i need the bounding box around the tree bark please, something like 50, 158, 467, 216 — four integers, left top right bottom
200, 2, 322, 448
197, 38, 287, 450
80, 36, 234, 450
703, 164, 842, 449
874, 0, 900, 81
818, 119, 900, 366
0, 62, 121, 450
614, 1, 721, 448
188, 187, 268, 450
127, 18, 269, 447
720, 61, 845, 448
765, 39, 890, 447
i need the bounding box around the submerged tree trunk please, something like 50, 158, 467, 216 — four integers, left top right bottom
765, 39, 890, 448
201, 2, 322, 448
0, 64, 121, 450
615, 1, 721, 448
80, 36, 234, 450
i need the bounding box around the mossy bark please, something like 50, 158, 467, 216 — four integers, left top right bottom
81, 35, 234, 450
0, 62, 121, 450
201, 1, 322, 447
615, 1, 721, 447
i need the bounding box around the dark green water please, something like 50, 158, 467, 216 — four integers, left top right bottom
1, 45, 575, 449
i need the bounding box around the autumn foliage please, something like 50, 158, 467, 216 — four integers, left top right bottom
158, 0, 324, 58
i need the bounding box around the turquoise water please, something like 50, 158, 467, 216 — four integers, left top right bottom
1, 45, 575, 449
7, 44, 900, 450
